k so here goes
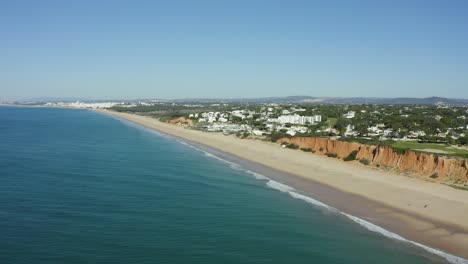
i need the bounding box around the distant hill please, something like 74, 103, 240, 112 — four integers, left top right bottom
170, 96, 468, 105
14, 96, 468, 106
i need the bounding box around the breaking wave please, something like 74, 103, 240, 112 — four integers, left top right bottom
265, 180, 295, 193
341, 213, 467, 264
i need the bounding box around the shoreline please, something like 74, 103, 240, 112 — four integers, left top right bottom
96, 109, 468, 261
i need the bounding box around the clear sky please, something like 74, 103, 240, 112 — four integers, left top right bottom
1, 0, 468, 101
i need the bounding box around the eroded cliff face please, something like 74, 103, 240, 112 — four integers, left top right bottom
279, 137, 468, 185
167, 117, 193, 125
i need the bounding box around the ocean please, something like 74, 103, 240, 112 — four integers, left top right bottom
0, 106, 457, 264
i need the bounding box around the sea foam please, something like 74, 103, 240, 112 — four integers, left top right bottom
265, 180, 295, 193
288, 191, 333, 210
245, 170, 269, 180
341, 213, 468, 264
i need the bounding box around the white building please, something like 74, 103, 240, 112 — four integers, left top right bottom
199, 112, 220, 123
367, 126, 382, 135
383, 129, 393, 137
345, 124, 358, 136
408, 130, 426, 138
231, 110, 246, 119
345, 111, 356, 119
251, 130, 264, 136
282, 125, 309, 136
269, 114, 321, 125
46, 101, 121, 109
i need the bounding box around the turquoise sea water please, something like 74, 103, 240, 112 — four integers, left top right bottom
0, 107, 454, 264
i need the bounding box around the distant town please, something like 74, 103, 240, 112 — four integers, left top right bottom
9, 98, 468, 156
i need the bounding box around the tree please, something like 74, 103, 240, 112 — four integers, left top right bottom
459, 136, 468, 145
231, 116, 243, 123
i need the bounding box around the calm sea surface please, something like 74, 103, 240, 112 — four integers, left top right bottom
0, 107, 450, 263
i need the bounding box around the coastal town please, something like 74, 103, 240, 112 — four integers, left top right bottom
21, 99, 468, 156
108, 102, 468, 147
176, 104, 468, 143
20, 100, 468, 144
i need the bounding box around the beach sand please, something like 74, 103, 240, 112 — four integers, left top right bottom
97, 109, 468, 260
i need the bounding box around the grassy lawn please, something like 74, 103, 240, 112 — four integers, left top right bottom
391, 141, 468, 158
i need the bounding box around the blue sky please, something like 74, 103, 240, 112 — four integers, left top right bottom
1, 0, 467, 100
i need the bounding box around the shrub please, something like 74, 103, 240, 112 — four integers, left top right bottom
326, 153, 338, 158
319, 147, 324, 152
359, 159, 370, 165
343, 150, 359, 162
392, 146, 410, 155
458, 136, 467, 145
430, 173, 439, 179
286, 143, 299, 149
300, 148, 313, 152
270, 131, 290, 142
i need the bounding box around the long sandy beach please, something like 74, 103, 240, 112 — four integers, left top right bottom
97, 109, 468, 260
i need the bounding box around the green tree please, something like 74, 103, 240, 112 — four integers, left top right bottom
459, 136, 468, 145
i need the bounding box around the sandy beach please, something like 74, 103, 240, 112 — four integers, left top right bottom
97, 109, 468, 260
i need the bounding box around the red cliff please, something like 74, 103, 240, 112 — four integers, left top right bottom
280, 137, 468, 185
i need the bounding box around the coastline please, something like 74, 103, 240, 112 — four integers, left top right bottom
96, 109, 468, 261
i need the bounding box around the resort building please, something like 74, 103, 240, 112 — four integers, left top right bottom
268, 114, 321, 125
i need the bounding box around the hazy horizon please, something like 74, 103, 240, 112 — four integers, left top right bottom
5, 95, 468, 104
2, 1, 468, 101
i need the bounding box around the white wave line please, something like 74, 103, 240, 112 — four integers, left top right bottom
341, 213, 467, 264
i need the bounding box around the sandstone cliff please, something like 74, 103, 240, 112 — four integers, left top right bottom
280, 137, 468, 186
167, 117, 193, 126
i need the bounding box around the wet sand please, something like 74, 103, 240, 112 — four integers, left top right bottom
96, 109, 468, 261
